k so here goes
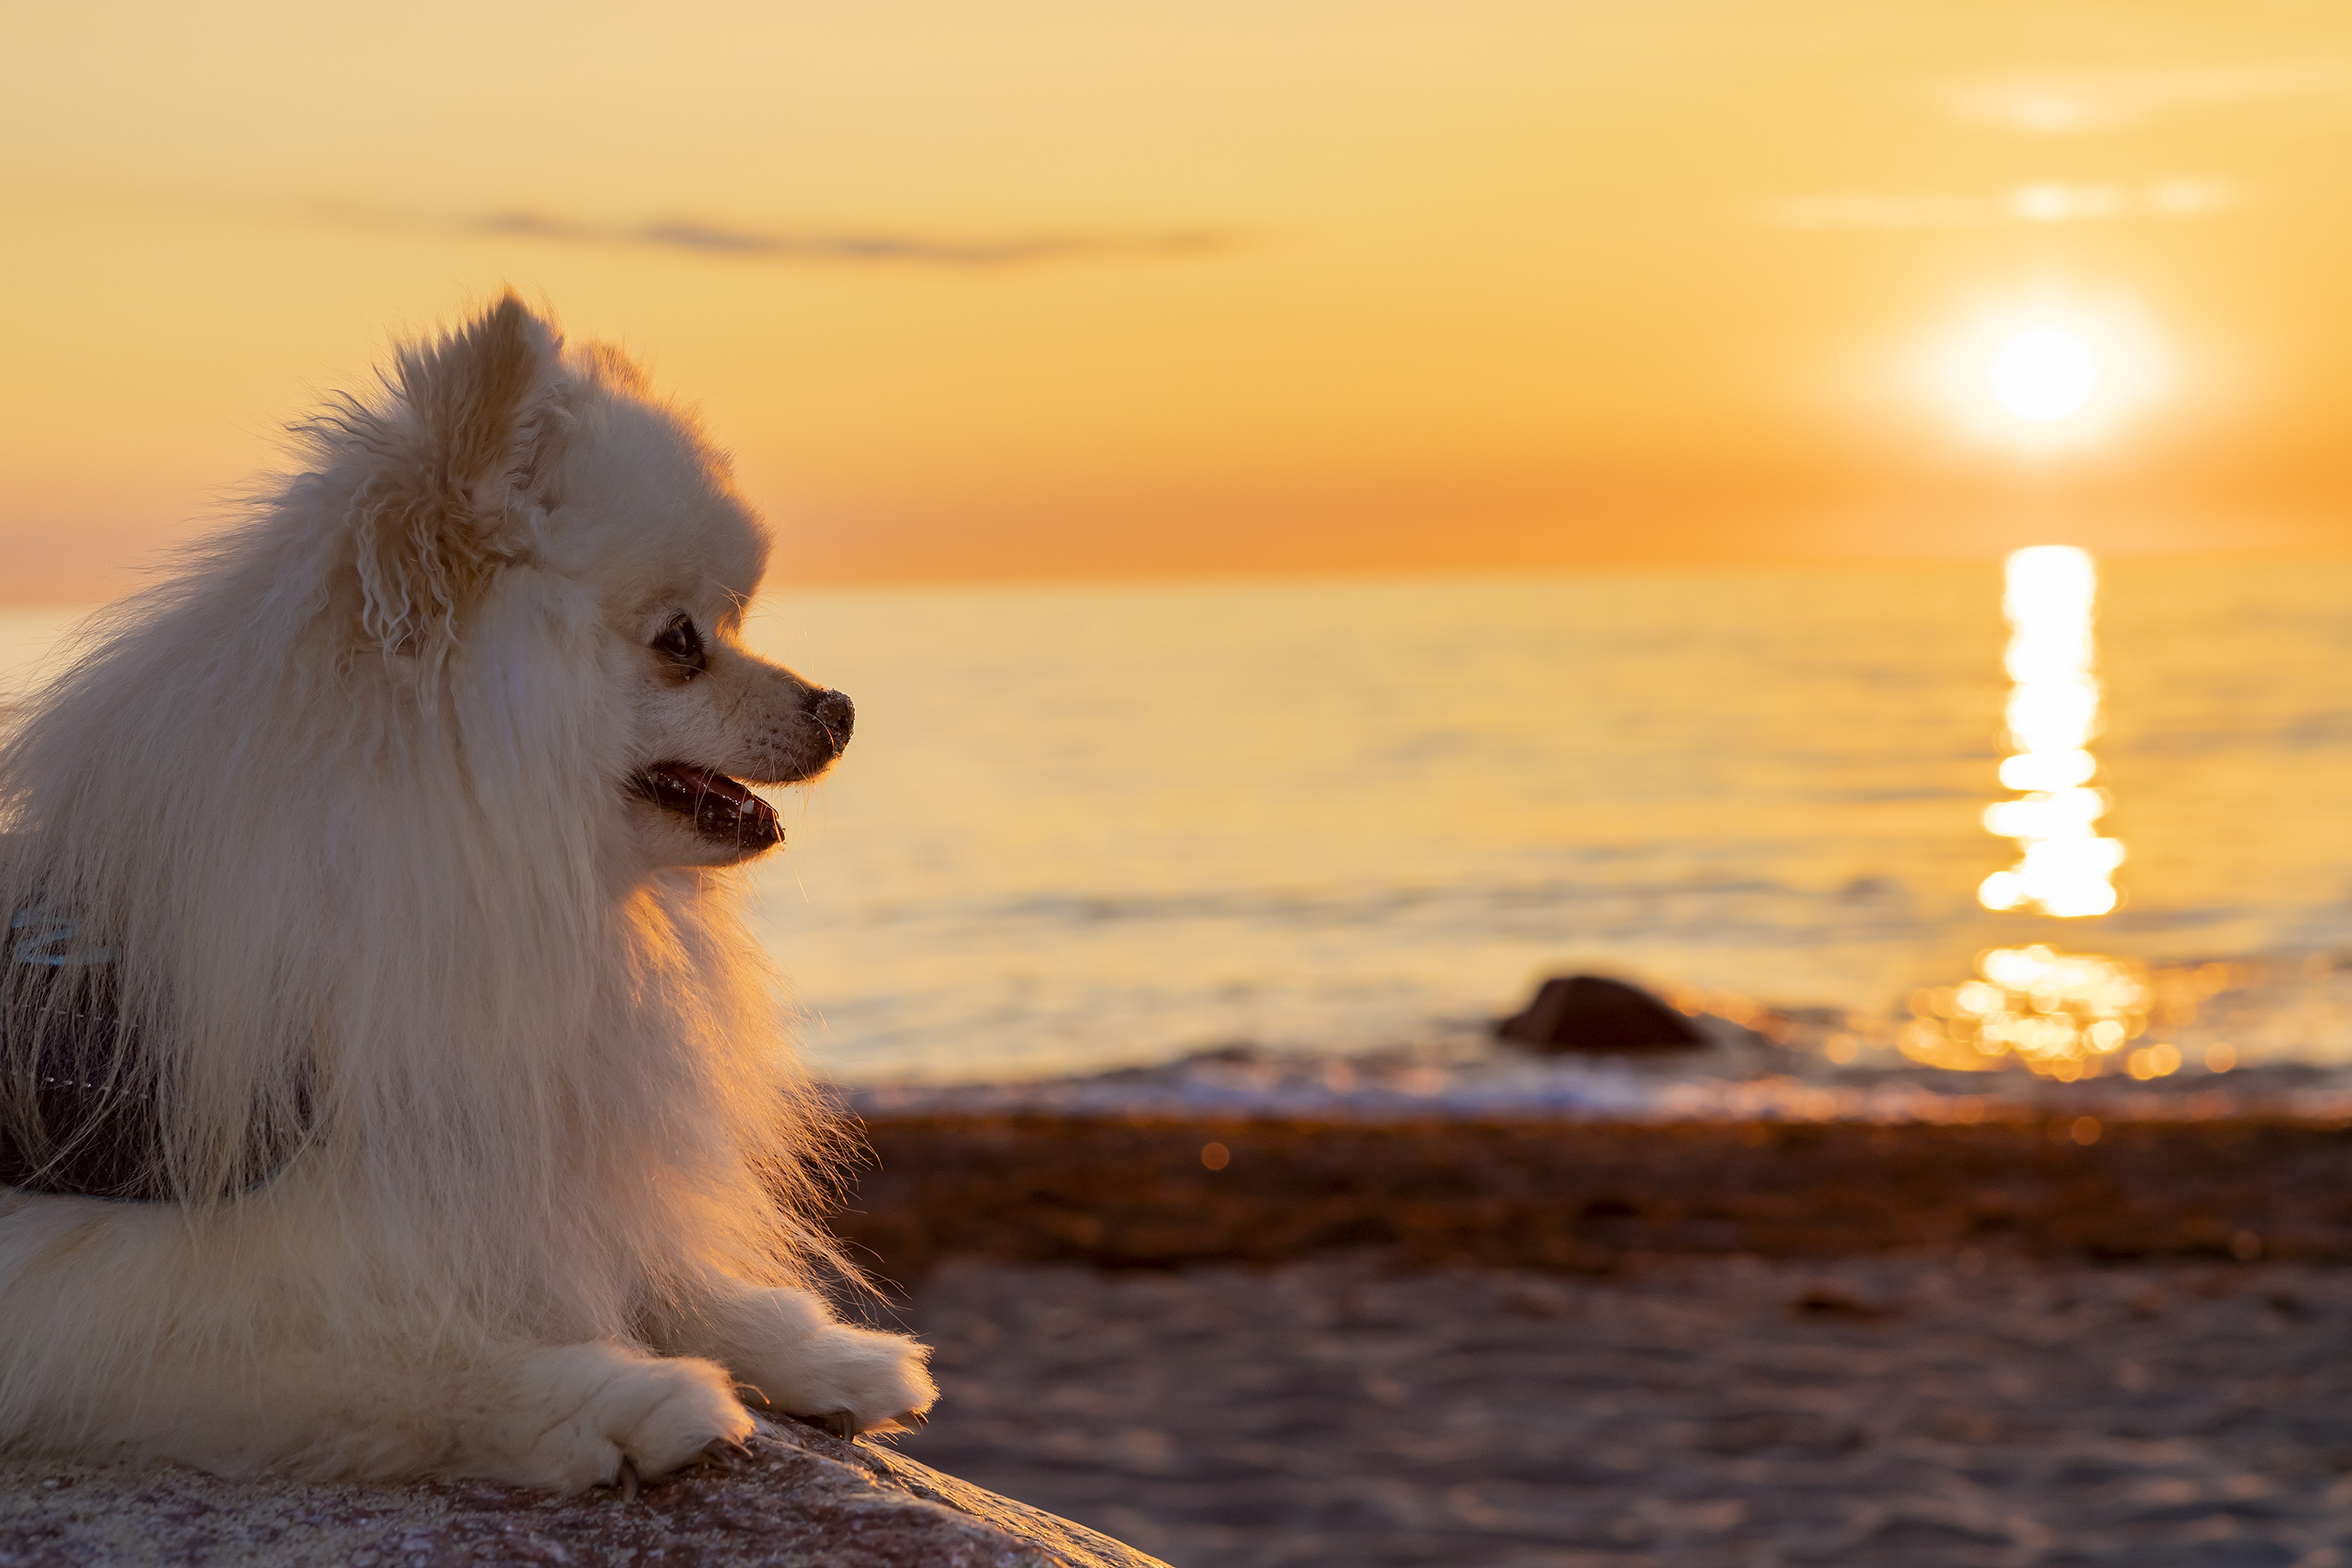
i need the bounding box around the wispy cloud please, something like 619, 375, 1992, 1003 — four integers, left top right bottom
1762, 179, 2237, 231
1944, 64, 2347, 135
292, 201, 1241, 269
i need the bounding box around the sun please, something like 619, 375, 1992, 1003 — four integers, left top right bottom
1985, 325, 2103, 425
1924, 302, 2162, 449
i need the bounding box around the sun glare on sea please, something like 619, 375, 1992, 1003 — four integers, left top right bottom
1985, 326, 2102, 426
1898, 545, 2249, 1081
1978, 546, 2122, 920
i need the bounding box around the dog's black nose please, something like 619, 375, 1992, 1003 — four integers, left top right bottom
810, 689, 855, 753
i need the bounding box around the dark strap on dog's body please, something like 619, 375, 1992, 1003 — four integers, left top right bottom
3, 899, 309, 1202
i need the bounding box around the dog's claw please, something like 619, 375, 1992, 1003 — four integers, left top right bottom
896, 1409, 929, 1431
616, 1457, 641, 1503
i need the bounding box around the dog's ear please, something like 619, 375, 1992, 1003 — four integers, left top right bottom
348, 292, 567, 666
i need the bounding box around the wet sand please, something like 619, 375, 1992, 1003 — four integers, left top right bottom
842, 1115, 2352, 1280
850, 1115, 2352, 1566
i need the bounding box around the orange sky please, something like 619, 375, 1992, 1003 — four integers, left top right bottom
8, 2, 2352, 603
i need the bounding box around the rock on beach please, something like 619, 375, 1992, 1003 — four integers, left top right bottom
1494, 974, 1707, 1053
0, 1415, 1167, 1568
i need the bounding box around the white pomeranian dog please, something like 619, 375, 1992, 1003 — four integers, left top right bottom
0, 295, 935, 1489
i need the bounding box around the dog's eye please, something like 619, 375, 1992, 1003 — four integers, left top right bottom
652, 614, 706, 674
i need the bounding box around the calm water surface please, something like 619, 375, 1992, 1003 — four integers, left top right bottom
7, 557, 2352, 1094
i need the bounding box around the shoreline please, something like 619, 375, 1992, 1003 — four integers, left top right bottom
837, 1033, 2352, 1127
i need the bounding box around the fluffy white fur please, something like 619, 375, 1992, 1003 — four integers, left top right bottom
0, 296, 935, 1487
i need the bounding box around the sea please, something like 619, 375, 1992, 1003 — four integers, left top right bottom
9, 555, 2352, 1120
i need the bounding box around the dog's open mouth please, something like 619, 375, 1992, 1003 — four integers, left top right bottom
628, 762, 782, 852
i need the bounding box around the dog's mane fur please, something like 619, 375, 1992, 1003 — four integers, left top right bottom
0, 297, 855, 1450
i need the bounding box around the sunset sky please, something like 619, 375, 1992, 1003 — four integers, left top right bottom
8, 1, 2352, 603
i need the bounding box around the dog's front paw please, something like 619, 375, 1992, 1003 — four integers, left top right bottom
749, 1323, 938, 1439
497, 1342, 755, 1492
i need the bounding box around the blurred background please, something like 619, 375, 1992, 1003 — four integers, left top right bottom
13, 1, 2352, 1100
12, 7, 2352, 1563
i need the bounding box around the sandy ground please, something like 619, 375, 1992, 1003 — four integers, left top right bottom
891, 1251, 2352, 1568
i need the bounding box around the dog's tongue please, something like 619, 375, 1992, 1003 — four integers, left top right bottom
634, 763, 782, 849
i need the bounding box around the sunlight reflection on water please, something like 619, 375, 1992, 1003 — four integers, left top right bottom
1978, 546, 2123, 919
1911, 547, 2249, 1079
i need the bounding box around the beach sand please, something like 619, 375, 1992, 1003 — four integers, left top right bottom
895, 1251, 2352, 1567
854, 1116, 2352, 1566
